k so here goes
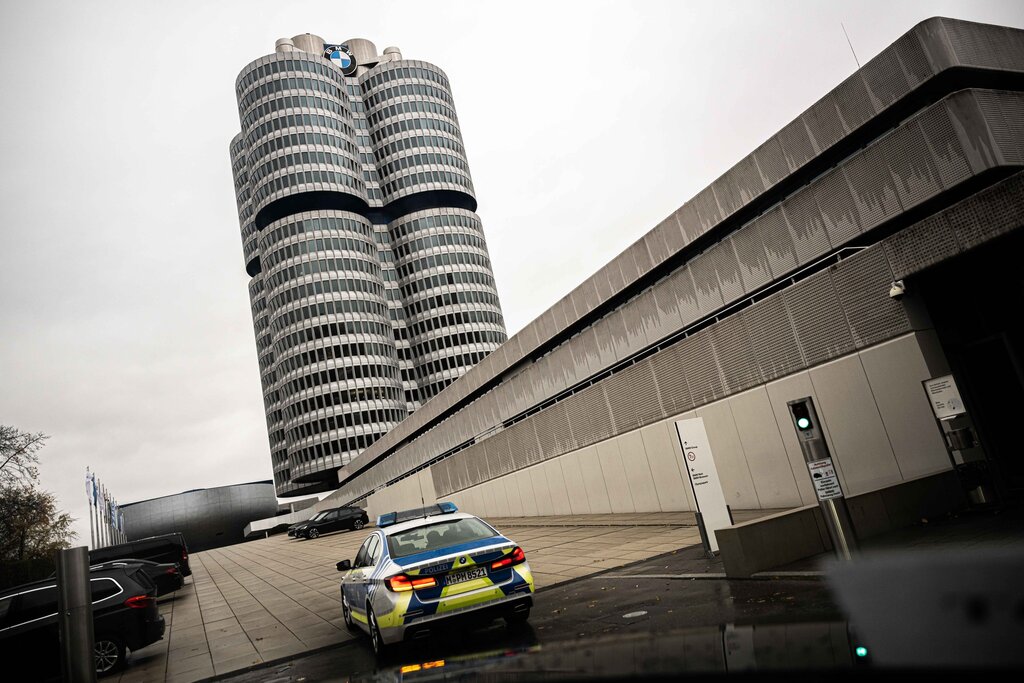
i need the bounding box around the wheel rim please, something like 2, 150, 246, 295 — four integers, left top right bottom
343, 596, 351, 625
310, 529, 319, 538
354, 520, 364, 530
95, 639, 119, 672
369, 609, 381, 652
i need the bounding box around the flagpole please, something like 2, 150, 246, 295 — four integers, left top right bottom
100, 483, 107, 548
87, 469, 95, 550
93, 473, 101, 547
103, 485, 109, 547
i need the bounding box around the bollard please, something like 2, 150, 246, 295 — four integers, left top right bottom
787, 397, 858, 560
56, 546, 96, 683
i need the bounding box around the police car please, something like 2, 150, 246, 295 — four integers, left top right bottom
336, 503, 534, 654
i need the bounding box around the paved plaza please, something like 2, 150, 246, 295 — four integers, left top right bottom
108, 511, 778, 682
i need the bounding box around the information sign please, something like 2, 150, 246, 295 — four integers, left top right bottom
807, 458, 843, 501
675, 417, 732, 552
923, 375, 966, 421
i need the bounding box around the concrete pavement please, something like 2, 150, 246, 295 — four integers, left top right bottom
110, 511, 777, 682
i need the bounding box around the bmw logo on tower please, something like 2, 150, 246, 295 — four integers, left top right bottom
323, 43, 357, 75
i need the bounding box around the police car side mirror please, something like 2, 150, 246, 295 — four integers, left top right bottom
336, 560, 351, 572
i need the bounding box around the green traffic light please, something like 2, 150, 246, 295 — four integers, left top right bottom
797, 417, 811, 430
855, 646, 868, 658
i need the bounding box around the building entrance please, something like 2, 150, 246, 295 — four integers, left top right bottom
917, 231, 1024, 502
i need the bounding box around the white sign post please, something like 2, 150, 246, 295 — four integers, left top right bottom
675, 417, 732, 553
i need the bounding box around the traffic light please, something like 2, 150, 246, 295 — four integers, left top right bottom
791, 401, 813, 432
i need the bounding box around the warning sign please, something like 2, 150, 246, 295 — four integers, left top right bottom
807, 458, 843, 501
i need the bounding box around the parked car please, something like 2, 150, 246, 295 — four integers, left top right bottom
295, 507, 369, 539
286, 521, 308, 538
0, 564, 166, 677
89, 533, 191, 577
88, 560, 184, 597
337, 502, 533, 655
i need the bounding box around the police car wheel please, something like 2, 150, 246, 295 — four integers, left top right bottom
342, 596, 357, 632
505, 608, 531, 626
308, 528, 319, 539
368, 605, 386, 655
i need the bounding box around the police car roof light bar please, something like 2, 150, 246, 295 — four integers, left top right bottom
377, 502, 458, 528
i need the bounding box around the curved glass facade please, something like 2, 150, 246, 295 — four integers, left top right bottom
231, 36, 505, 496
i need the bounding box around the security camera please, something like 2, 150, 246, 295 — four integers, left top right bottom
889, 280, 906, 300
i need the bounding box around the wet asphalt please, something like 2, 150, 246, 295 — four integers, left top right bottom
208, 545, 844, 682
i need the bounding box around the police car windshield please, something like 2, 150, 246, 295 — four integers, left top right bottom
386, 518, 496, 558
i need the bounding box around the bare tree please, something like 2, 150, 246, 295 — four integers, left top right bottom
0, 425, 48, 487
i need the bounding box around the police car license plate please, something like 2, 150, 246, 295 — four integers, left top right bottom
445, 566, 487, 586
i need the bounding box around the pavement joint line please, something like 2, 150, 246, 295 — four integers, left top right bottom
533, 542, 703, 592
601, 571, 827, 580
188, 555, 216, 677
168, 512, 776, 680
602, 573, 729, 580
202, 546, 337, 647
193, 640, 356, 683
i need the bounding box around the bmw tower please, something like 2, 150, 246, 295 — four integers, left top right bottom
230, 35, 506, 497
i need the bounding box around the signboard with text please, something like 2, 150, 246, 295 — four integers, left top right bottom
807, 458, 843, 501
923, 375, 966, 421
675, 417, 732, 552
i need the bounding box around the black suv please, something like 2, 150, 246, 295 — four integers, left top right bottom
295, 507, 369, 539
0, 564, 165, 677
88, 559, 184, 597
89, 532, 191, 577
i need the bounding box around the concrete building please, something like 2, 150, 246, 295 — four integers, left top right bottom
247, 18, 1024, 569
230, 36, 507, 497
121, 482, 278, 553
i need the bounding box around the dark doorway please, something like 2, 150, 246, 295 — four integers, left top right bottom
916, 230, 1024, 501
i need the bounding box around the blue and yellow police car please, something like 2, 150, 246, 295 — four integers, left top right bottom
336, 502, 534, 654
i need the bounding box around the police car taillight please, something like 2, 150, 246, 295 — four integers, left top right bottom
490, 546, 526, 571
387, 574, 438, 592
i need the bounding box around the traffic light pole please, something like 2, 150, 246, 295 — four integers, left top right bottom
787, 397, 858, 560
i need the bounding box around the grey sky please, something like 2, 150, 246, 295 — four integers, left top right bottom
1, 0, 1020, 546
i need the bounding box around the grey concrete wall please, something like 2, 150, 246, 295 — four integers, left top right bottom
364, 331, 951, 521
364, 468, 436, 523
717, 469, 966, 577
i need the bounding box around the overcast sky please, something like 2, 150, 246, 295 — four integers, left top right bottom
1, 1, 1021, 546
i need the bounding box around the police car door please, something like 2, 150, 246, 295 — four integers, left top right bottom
345, 535, 379, 621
